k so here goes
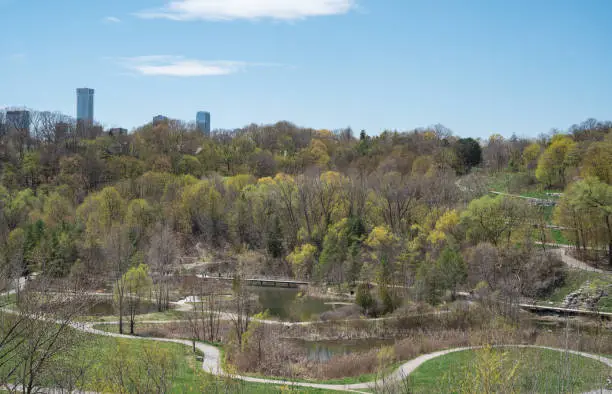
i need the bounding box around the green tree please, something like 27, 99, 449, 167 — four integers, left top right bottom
436, 247, 467, 299
581, 137, 612, 184
555, 177, 612, 266
122, 264, 153, 334
125, 198, 155, 247
521, 143, 541, 173
355, 283, 375, 316
176, 154, 203, 177
460, 195, 530, 247
287, 243, 317, 279
317, 220, 350, 283
454, 137, 482, 174
535, 135, 577, 187
267, 216, 284, 258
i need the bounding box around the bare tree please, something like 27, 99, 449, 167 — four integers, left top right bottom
0, 277, 92, 394
230, 276, 251, 347
147, 223, 178, 312
103, 224, 133, 334
373, 172, 421, 234
187, 278, 222, 347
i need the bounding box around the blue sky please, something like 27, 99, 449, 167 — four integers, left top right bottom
1, 0, 611, 138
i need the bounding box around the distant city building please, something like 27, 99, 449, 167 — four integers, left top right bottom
54, 122, 71, 140
153, 115, 168, 125
196, 111, 211, 136
76, 88, 95, 124
108, 127, 127, 135
6, 110, 31, 133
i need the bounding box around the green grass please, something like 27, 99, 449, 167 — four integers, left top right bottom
59, 333, 332, 393
0, 319, 331, 393
405, 347, 610, 393
92, 322, 399, 385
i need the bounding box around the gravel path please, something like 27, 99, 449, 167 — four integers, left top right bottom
4, 278, 611, 392
68, 320, 612, 393
551, 247, 605, 273
536, 243, 606, 273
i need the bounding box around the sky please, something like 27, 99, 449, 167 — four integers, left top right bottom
1, 0, 612, 138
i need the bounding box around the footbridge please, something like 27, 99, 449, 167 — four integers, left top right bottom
199, 274, 309, 288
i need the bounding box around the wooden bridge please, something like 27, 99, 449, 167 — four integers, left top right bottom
457, 292, 611, 320
199, 274, 309, 288
518, 303, 612, 319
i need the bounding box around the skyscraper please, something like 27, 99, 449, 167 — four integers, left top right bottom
196, 111, 211, 136
76, 88, 95, 124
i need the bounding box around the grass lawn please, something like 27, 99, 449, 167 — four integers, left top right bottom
59, 333, 333, 393
92, 322, 399, 386
405, 347, 610, 394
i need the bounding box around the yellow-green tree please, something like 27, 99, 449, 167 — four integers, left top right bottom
77, 186, 126, 248
535, 135, 577, 187
521, 143, 541, 173
461, 195, 530, 247
287, 243, 317, 279
365, 226, 400, 312
427, 209, 461, 246
581, 136, 612, 184
120, 264, 152, 335
555, 177, 612, 266
125, 198, 155, 246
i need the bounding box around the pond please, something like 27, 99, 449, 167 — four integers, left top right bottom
250, 287, 339, 322
288, 338, 396, 362
86, 299, 162, 316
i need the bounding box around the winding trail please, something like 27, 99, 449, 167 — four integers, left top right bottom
3, 281, 611, 392
69, 319, 612, 393
551, 246, 606, 273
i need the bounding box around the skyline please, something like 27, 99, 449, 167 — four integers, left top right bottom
1, 0, 612, 138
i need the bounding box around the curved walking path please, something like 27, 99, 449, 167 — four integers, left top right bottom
2, 281, 611, 393
536, 242, 608, 273
69, 318, 612, 393
552, 246, 606, 273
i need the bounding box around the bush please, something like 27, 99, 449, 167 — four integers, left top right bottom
356, 283, 375, 316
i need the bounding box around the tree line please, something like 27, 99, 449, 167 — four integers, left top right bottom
1, 113, 611, 314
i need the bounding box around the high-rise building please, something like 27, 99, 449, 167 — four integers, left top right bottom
196, 111, 211, 136
76, 88, 95, 124
153, 115, 168, 125
6, 110, 31, 134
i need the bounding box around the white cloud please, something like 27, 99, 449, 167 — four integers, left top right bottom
103, 16, 121, 23
136, 0, 354, 21
121, 56, 249, 77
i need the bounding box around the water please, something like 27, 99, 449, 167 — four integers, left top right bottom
86, 299, 161, 316
289, 338, 396, 362
250, 287, 336, 322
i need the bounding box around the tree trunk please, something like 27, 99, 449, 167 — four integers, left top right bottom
118, 296, 124, 334
606, 216, 612, 267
